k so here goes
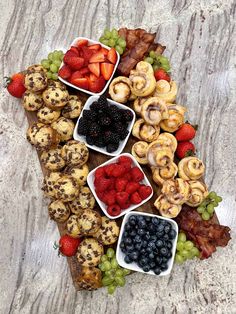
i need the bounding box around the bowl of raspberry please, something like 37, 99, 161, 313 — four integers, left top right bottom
87, 153, 153, 219
74, 95, 135, 156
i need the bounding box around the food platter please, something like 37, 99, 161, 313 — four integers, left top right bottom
6, 27, 231, 293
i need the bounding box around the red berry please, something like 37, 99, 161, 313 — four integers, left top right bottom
115, 178, 128, 192
58, 65, 72, 80
104, 164, 115, 177
130, 191, 142, 205
116, 191, 129, 207
130, 167, 144, 182
176, 141, 195, 159
120, 201, 131, 210
175, 123, 196, 142
111, 164, 126, 177
118, 156, 133, 165
154, 68, 171, 82
138, 185, 152, 200
5, 73, 26, 98
94, 176, 111, 192
103, 189, 116, 205
125, 182, 140, 194
107, 204, 121, 217
57, 234, 81, 257
95, 167, 106, 179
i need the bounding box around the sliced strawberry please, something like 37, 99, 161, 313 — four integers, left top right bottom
63, 50, 78, 63
87, 44, 101, 50
100, 47, 109, 56
71, 76, 89, 90
88, 75, 106, 93
107, 47, 117, 64
58, 65, 72, 80
81, 46, 95, 66
101, 63, 114, 80
79, 67, 90, 75
70, 46, 79, 55
66, 56, 84, 70
89, 51, 106, 63
89, 73, 97, 82
88, 63, 100, 77
76, 39, 88, 48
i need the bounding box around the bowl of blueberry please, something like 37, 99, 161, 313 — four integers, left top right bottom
116, 211, 178, 276
73, 95, 135, 156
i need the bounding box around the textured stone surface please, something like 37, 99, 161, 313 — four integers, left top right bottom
0, 0, 236, 313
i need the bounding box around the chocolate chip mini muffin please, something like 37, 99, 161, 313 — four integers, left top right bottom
68, 186, 95, 214
26, 122, 60, 150
48, 200, 70, 223
24, 71, 48, 93
54, 174, 79, 202
66, 214, 81, 238
40, 147, 66, 171
61, 140, 89, 166
65, 164, 89, 186
37, 106, 61, 124
75, 266, 102, 290
42, 87, 69, 110
27, 64, 46, 74
51, 117, 75, 142
22, 91, 44, 111
76, 238, 104, 267
47, 79, 67, 91
42, 171, 63, 198
93, 216, 119, 245
61, 95, 83, 119
77, 209, 102, 236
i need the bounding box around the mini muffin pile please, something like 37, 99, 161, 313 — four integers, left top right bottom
94, 155, 152, 217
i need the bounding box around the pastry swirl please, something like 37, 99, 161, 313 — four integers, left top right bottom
133, 96, 149, 115
152, 162, 178, 186
160, 104, 186, 133
109, 76, 132, 103
154, 194, 182, 218
132, 118, 160, 142
129, 61, 156, 97
131, 141, 149, 164
186, 180, 209, 207
154, 80, 177, 103
157, 133, 178, 152
178, 156, 205, 180
161, 178, 190, 205
141, 97, 169, 125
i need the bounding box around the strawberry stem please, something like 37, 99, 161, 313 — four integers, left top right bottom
3, 76, 11, 88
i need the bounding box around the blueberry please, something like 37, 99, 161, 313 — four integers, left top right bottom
153, 248, 159, 255
167, 251, 172, 258
149, 224, 157, 234
121, 246, 127, 253
146, 247, 153, 254
145, 216, 151, 222
130, 229, 137, 237
149, 261, 156, 269
148, 240, 156, 249
138, 220, 146, 228
155, 256, 163, 265
163, 234, 169, 241
123, 231, 129, 238
140, 248, 147, 255
152, 217, 160, 225
157, 224, 164, 232
120, 241, 125, 248
124, 237, 132, 245
129, 215, 137, 225
125, 223, 131, 231
160, 263, 168, 271
135, 242, 142, 250
134, 235, 142, 243
135, 224, 139, 229
139, 256, 148, 266
150, 235, 157, 242
156, 239, 164, 248
166, 241, 173, 249
153, 267, 161, 275
142, 240, 148, 248
124, 255, 132, 264
144, 233, 151, 241
160, 247, 168, 257
130, 251, 139, 261
169, 229, 177, 240
148, 252, 155, 260
164, 224, 171, 234
156, 231, 165, 238
137, 228, 145, 236
162, 257, 168, 263
142, 265, 151, 272
126, 244, 134, 252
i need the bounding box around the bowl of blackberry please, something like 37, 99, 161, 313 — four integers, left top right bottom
74, 95, 135, 156
116, 211, 178, 276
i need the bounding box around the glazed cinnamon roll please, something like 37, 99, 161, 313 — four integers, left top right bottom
156, 133, 178, 152
131, 141, 149, 164
152, 162, 178, 186
186, 180, 209, 207
154, 80, 177, 103
133, 97, 149, 116
147, 141, 174, 168
161, 178, 190, 205
141, 97, 169, 125
154, 194, 182, 218
178, 156, 205, 180
109, 76, 132, 103
132, 119, 160, 142
160, 104, 186, 133
129, 61, 156, 97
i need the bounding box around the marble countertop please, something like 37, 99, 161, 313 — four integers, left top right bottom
0, 0, 235, 313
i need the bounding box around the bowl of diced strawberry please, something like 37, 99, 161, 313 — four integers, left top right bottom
58, 37, 120, 95
87, 154, 153, 219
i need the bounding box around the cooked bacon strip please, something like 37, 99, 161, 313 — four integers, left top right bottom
148, 42, 166, 55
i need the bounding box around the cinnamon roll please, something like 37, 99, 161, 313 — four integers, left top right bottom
147, 141, 174, 168
133, 97, 149, 116
186, 180, 209, 207
154, 194, 182, 218
109, 76, 132, 103
161, 178, 190, 205
160, 104, 186, 133
141, 97, 169, 125
129, 61, 156, 97
154, 80, 177, 103
152, 162, 178, 186
157, 133, 178, 152
131, 141, 149, 164
132, 119, 160, 142
178, 157, 205, 180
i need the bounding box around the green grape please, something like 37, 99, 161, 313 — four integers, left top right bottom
178, 232, 187, 242
107, 284, 116, 294
122, 268, 131, 276
101, 255, 108, 262
117, 38, 126, 48
101, 39, 109, 46
107, 248, 115, 258
115, 269, 123, 277
149, 51, 156, 59
114, 276, 126, 287
111, 258, 118, 269
197, 206, 205, 214
144, 57, 154, 64
99, 36, 105, 42
202, 211, 210, 221
104, 30, 112, 39
102, 276, 114, 286
207, 203, 215, 214
115, 45, 123, 55
176, 241, 184, 251
41, 59, 50, 69
111, 28, 118, 38
48, 52, 54, 61
58, 50, 64, 57
208, 191, 217, 199
158, 56, 170, 65
52, 73, 58, 80
105, 270, 113, 277
103, 261, 112, 271
108, 38, 116, 47
184, 241, 194, 251
181, 249, 189, 258
52, 51, 61, 60
153, 64, 159, 71
98, 263, 106, 272
211, 200, 219, 207
191, 247, 200, 257
47, 71, 52, 79
160, 64, 170, 72
216, 196, 222, 203
54, 59, 62, 67
50, 64, 58, 73
175, 253, 184, 264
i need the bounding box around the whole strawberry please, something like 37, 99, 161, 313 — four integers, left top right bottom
175, 123, 196, 141
54, 234, 81, 257
4, 73, 26, 98
154, 68, 170, 82
176, 141, 195, 159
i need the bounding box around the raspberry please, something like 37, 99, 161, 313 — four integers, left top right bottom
94, 176, 111, 192
120, 200, 131, 210
115, 178, 128, 192
103, 190, 116, 205
116, 191, 129, 207
104, 164, 115, 177
107, 204, 121, 217
130, 191, 142, 204
118, 155, 132, 165
111, 164, 126, 177
130, 167, 144, 182
138, 185, 152, 200
95, 167, 106, 179
95, 190, 106, 202
125, 182, 140, 194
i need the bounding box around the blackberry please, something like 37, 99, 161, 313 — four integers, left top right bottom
106, 142, 119, 153
88, 123, 101, 137
99, 116, 112, 127
110, 132, 120, 144
119, 129, 129, 140
83, 109, 97, 121
94, 137, 105, 148
108, 105, 119, 115
86, 135, 95, 145
112, 111, 123, 122
122, 109, 133, 122
114, 122, 127, 135
77, 118, 88, 135
98, 95, 108, 108
104, 130, 113, 144
90, 101, 100, 111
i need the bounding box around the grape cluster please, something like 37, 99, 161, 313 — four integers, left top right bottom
197, 191, 222, 221
99, 28, 126, 55
175, 232, 200, 264
144, 50, 171, 72
98, 248, 130, 295
41, 50, 64, 80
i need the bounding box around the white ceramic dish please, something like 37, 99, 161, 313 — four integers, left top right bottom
116, 211, 178, 276
87, 153, 153, 219
58, 37, 120, 96
73, 96, 135, 156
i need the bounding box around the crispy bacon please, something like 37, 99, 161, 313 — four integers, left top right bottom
175, 205, 231, 259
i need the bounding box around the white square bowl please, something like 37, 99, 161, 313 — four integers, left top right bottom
58, 37, 120, 96
73, 96, 136, 156
116, 211, 178, 276
87, 153, 153, 219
